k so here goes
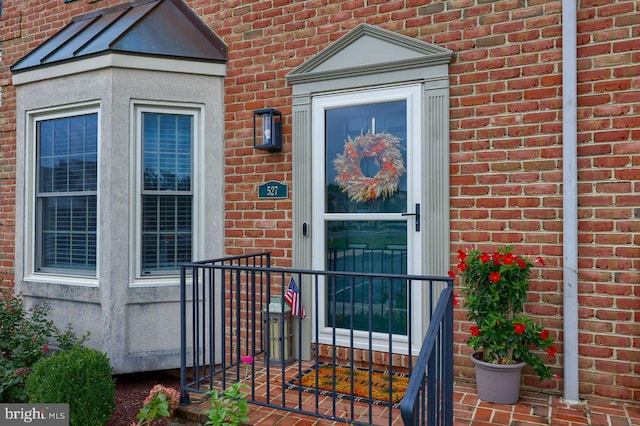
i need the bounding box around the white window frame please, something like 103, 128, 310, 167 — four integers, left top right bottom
311, 84, 423, 355
130, 100, 205, 286
23, 101, 101, 287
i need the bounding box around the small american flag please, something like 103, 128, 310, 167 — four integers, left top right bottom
284, 277, 306, 318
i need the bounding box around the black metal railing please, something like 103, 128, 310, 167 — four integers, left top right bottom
179, 252, 453, 425
400, 286, 454, 425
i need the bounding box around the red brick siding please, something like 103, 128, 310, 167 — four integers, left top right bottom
0, 0, 638, 402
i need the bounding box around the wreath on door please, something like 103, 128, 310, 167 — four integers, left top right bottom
333, 132, 406, 202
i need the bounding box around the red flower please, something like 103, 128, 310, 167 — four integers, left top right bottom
42, 346, 49, 352
547, 346, 557, 357
470, 326, 480, 337
458, 261, 468, 272
452, 293, 460, 308
241, 355, 254, 365
457, 249, 467, 262
516, 259, 527, 269
479, 252, 491, 263
540, 330, 550, 340
536, 256, 545, 266
448, 270, 456, 278
514, 323, 526, 334
488, 271, 501, 284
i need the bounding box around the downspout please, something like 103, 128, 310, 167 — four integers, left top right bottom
562, 0, 580, 404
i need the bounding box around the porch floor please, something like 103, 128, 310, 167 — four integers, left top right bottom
174, 362, 640, 425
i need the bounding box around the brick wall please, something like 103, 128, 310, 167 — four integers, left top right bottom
0, 0, 638, 402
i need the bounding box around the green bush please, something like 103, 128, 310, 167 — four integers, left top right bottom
25, 347, 115, 426
0, 290, 89, 402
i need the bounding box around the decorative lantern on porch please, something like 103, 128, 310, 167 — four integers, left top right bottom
265, 296, 294, 365
253, 108, 282, 152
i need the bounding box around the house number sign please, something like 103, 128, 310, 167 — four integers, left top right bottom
258, 181, 288, 199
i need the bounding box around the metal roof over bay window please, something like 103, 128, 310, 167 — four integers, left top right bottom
11, 0, 227, 75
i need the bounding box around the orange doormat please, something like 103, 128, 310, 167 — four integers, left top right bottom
287, 364, 409, 406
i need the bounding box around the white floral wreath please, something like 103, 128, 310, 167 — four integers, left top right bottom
333, 132, 406, 202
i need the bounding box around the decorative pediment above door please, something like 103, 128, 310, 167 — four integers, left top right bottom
286, 23, 452, 85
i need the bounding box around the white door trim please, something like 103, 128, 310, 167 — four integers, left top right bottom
311, 84, 423, 355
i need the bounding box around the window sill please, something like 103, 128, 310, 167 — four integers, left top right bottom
24, 273, 99, 288
129, 276, 181, 288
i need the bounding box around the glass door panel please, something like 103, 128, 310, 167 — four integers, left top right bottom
325, 101, 407, 214
324, 100, 408, 335
326, 220, 407, 334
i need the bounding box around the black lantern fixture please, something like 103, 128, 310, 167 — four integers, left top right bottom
253, 108, 282, 152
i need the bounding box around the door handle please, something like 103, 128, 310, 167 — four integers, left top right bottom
401, 203, 420, 232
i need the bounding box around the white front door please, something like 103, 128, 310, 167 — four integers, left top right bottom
312, 84, 423, 354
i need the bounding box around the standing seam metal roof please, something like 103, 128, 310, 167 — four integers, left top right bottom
11, 0, 228, 73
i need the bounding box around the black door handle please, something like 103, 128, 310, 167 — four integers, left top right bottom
401, 203, 420, 232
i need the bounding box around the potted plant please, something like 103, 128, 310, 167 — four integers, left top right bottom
449, 246, 557, 404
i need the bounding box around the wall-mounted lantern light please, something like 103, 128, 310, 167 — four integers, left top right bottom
254, 108, 282, 152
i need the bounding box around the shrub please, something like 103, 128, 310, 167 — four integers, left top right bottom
0, 290, 89, 402
25, 347, 115, 426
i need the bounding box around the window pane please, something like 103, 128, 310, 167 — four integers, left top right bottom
53, 120, 69, 156
39, 121, 54, 157
142, 113, 192, 192
160, 153, 177, 189
39, 157, 54, 193
38, 115, 97, 193
40, 195, 97, 271
141, 111, 193, 274
325, 101, 407, 213
141, 195, 192, 273
326, 220, 408, 335
36, 113, 97, 274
